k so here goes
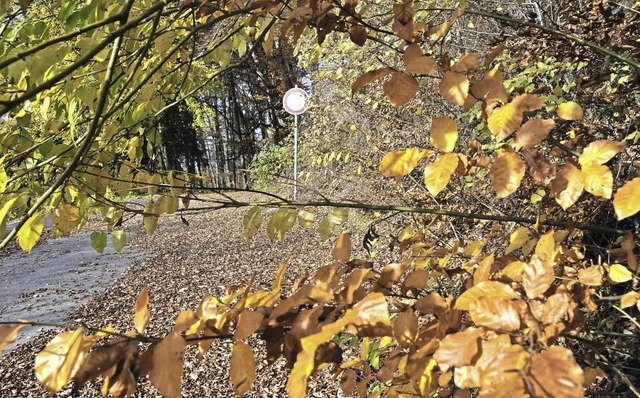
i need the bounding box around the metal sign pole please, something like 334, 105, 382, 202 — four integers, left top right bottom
294, 113, 298, 200
282, 86, 308, 201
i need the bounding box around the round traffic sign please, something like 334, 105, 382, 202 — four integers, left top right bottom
283, 87, 309, 115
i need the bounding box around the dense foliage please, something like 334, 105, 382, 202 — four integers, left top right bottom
1, 0, 639, 397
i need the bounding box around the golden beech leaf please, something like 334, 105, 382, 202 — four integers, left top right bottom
451, 53, 479, 71
484, 43, 505, 67
609, 263, 633, 283
383, 72, 419, 108
379, 148, 426, 180
17, 212, 45, 254
433, 328, 483, 371
235, 310, 264, 341
620, 291, 640, 309
351, 67, 393, 94
404, 44, 439, 74
297, 208, 314, 228
523, 149, 556, 184
551, 162, 584, 210
439, 71, 469, 106
35, 328, 95, 394
393, 310, 418, 348
72, 338, 138, 394
431, 5, 464, 40
514, 118, 556, 150
243, 207, 262, 245
271, 258, 288, 293
333, 233, 352, 262
404, 269, 431, 289
455, 281, 517, 311
614, 177, 640, 220
231, 341, 256, 396
414, 292, 448, 316
529, 346, 584, 398
424, 153, 459, 196
134, 287, 150, 334
490, 150, 525, 198
471, 68, 508, 103
556, 101, 584, 120
578, 140, 627, 166
487, 102, 522, 141
148, 332, 186, 398
512, 93, 545, 112
581, 163, 613, 199
469, 298, 520, 331
430, 117, 458, 152
0, 324, 24, 355
522, 255, 555, 299
578, 266, 603, 286
342, 268, 373, 306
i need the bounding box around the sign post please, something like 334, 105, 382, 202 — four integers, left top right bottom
283, 87, 309, 200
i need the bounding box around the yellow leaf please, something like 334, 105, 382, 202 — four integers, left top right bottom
35, 328, 94, 393
578, 140, 626, 166
127, 136, 139, 161
271, 258, 288, 293
614, 177, 640, 220
50, 201, 80, 236
433, 328, 483, 371
490, 150, 525, 198
231, 341, 256, 396
556, 101, 583, 120
464, 240, 484, 257
514, 118, 556, 150
0, 324, 24, 355
439, 71, 469, 106
505, 226, 531, 254
134, 287, 150, 334
333, 233, 352, 262
487, 102, 522, 141
383, 72, 419, 108
298, 208, 314, 228
455, 281, 517, 310
529, 346, 584, 397
379, 148, 426, 180
551, 163, 584, 209
243, 207, 262, 245
582, 163, 613, 198
17, 212, 45, 254
609, 263, 632, 283
424, 153, 459, 196
430, 117, 458, 152
470, 298, 520, 331
0, 165, 6, 193
451, 53, 479, 71
620, 291, 640, 309
148, 332, 186, 398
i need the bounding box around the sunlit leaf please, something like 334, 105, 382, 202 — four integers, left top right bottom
529, 346, 584, 397
469, 298, 520, 331
50, 201, 80, 236
487, 102, 522, 141
551, 163, 584, 209
90, 231, 107, 254
147, 332, 186, 398
0, 324, 25, 355
608, 263, 632, 283
297, 208, 314, 228
578, 266, 603, 286
430, 117, 458, 152
620, 291, 640, 309
512, 93, 545, 112
614, 177, 640, 220
424, 153, 459, 196
439, 71, 469, 106
581, 162, 613, 199
393, 310, 418, 348
455, 281, 517, 311
231, 341, 255, 396
243, 207, 262, 245
17, 212, 45, 254
271, 258, 288, 293
333, 233, 352, 262
433, 328, 482, 371
379, 148, 426, 180
471, 68, 508, 103
523, 255, 555, 299
112, 230, 127, 252
451, 53, 479, 71
490, 150, 524, 198
134, 287, 150, 334
514, 118, 555, 150
578, 140, 626, 166
556, 101, 583, 120
383, 72, 419, 108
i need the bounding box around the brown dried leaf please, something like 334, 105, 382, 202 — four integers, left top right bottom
351, 67, 393, 95
451, 53, 479, 71
551, 162, 584, 210
342, 268, 373, 306
514, 118, 556, 150
512, 93, 545, 112
404, 269, 431, 289
433, 328, 482, 371
523, 255, 555, 299
333, 233, 352, 262
404, 44, 439, 74
471, 68, 508, 103
231, 341, 256, 396
484, 43, 505, 67
235, 310, 265, 341
148, 332, 186, 398
349, 25, 367, 46
414, 292, 448, 316
393, 310, 418, 348
384, 72, 419, 108
469, 298, 520, 331
529, 346, 584, 398
523, 149, 556, 184
490, 150, 525, 198
439, 71, 469, 106
578, 266, 603, 286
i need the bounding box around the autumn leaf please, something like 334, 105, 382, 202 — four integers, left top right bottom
17, 212, 45, 254
333, 233, 351, 262
430, 117, 458, 152
471, 68, 508, 103
578, 140, 626, 166
424, 153, 459, 196
349, 25, 367, 46
529, 346, 584, 398
556, 101, 583, 120
393, 310, 418, 348
490, 150, 525, 198
620, 291, 640, 309
469, 298, 520, 331
514, 118, 555, 150
523, 149, 556, 184
455, 281, 517, 311
134, 286, 150, 334
297, 208, 314, 227
243, 207, 262, 245
50, 201, 80, 236
383, 72, 419, 108
404, 44, 439, 74
90, 231, 107, 254
522, 255, 555, 299
512, 93, 545, 112
484, 43, 505, 67
231, 341, 256, 396
351, 67, 393, 94
0, 324, 24, 355
271, 258, 288, 293
578, 266, 603, 286
581, 162, 613, 198
551, 162, 584, 209
235, 310, 264, 341
379, 148, 426, 180
608, 263, 633, 283
451, 53, 479, 71
147, 332, 186, 398
487, 102, 522, 141
614, 177, 640, 220
439, 71, 469, 106
433, 328, 482, 371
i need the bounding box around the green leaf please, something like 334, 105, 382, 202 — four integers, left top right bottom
58, 0, 79, 21
112, 230, 127, 252
327, 207, 349, 227
319, 215, 334, 241
0, 166, 7, 193
90, 231, 107, 254
143, 215, 158, 236
17, 212, 45, 254
243, 207, 262, 245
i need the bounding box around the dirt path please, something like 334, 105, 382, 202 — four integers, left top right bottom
0, 194, 344, 397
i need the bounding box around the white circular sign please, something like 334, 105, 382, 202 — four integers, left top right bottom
283, 88, 309, 115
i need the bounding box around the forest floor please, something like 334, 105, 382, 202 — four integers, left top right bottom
0, 192, 350, 397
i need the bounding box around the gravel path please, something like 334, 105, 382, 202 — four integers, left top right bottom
0, 193, 344, 397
